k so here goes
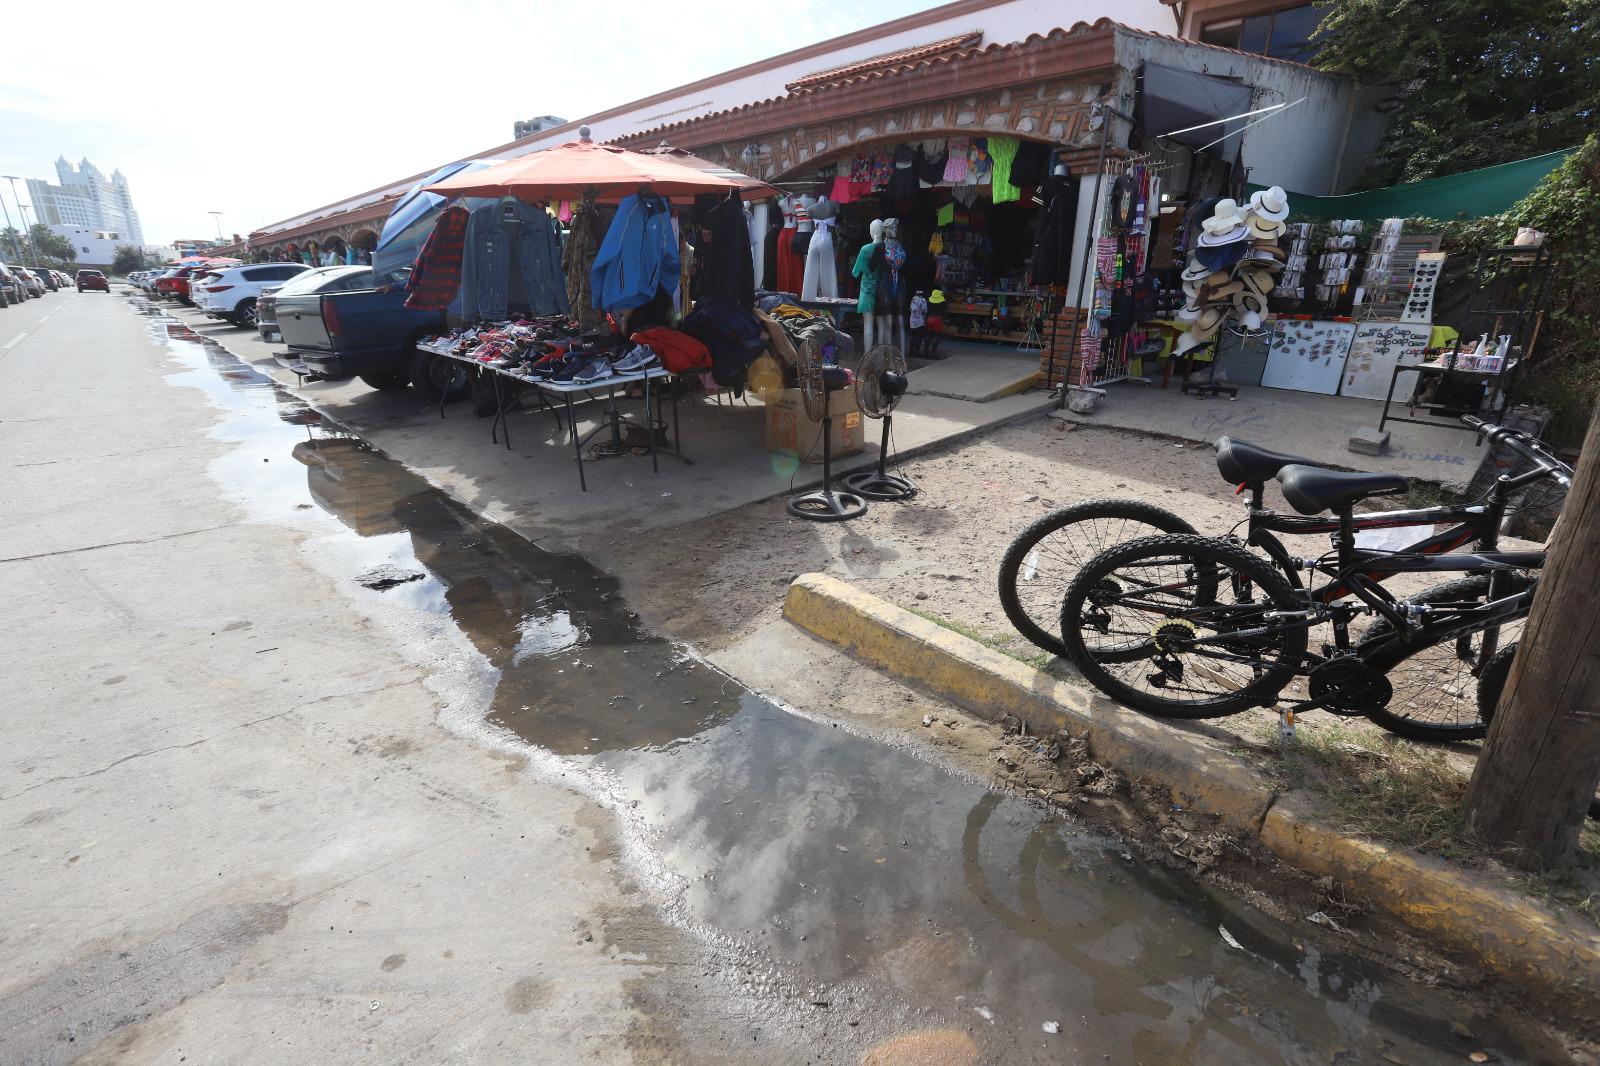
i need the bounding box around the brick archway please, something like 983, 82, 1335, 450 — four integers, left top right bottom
663, 78, 1108, 184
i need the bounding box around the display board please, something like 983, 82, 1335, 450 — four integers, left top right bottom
1341, 322, 1432, 401
1261, 319, 1357, 394
1213, 328, 1271, 388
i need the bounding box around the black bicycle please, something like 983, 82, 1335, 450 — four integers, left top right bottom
1055, 417, 1570, 741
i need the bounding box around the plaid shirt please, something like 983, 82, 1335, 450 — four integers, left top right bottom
405, 205, 470, 311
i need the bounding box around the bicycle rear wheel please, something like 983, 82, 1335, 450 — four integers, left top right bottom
1361, 575, 1533, 742
1059, 534, 1306, 719
998, 499, 1197, 656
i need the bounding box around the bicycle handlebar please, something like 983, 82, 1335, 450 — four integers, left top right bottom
1462, 416, 1573, 489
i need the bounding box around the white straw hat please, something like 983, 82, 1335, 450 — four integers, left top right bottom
1201, 198, 1246, 235
1248, 186, 1290, 222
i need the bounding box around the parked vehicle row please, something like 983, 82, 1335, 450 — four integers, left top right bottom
193, 263, 310, 327
0, 264, 77, 307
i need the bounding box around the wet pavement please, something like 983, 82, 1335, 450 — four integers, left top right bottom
142, 301, 1566, 1064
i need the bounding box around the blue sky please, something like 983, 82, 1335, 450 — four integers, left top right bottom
2, 0, 930, 245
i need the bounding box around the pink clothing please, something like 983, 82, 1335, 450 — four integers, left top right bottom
943, 138, 970, 182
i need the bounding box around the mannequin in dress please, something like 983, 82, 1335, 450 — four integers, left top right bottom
852, 219, 885, 349
877, 217, 908, 352
801, 195, 839, 300
776, 195, 798, 293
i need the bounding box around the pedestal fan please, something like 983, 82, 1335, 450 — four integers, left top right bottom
842, 343, 917, 501
786, 335, 868, 522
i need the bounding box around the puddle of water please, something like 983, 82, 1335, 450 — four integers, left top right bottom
142, 301, 1567, 1065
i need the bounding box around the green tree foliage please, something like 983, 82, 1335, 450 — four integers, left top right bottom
1314, 0, 1600, 188
26, 223, 77, 264
1417, 136, 1600, 445
112, 245, 146, 274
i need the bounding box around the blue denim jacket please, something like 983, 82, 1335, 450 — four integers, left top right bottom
460, 200, 569, 320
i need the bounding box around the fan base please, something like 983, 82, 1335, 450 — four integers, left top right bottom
787, 489, 869, 522
841, 470, 917, 501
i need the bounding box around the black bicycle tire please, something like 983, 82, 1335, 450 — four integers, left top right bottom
1475, 644, 1600, 822
998, 499, 1197, 656
1360, 575, 1534, 742
1059, 534, 1307, 719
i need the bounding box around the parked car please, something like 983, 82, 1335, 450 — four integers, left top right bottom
258, 265, 372, 343
193, 262, 311, 327
76, 269, 110, 293
155, 265, 208, 304
0, 264, 18, 306
30, 267, 57, 292
8, 265, 44, 298
138, 270, 167, 293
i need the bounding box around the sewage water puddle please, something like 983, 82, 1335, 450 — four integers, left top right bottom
143, 303, 1568, 1065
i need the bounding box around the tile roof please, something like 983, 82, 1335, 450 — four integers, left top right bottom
785, 30, 983, 93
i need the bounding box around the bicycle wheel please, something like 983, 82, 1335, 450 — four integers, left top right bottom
998, 499, 1197, 656
1360, 575, 1533, 742
1060, 534, 1307, 719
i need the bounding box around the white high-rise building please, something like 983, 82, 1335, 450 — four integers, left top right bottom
27, 158, 144, 246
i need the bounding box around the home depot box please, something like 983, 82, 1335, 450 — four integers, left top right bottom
763, 387, 863, 464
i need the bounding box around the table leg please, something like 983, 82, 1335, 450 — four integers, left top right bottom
645, 373, 658, 474
439, 361, 451, 419
567, 393, 586, 492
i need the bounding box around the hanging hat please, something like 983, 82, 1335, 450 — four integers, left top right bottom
1182, 278, 1201, 299
929, 289, 946, 304
1240, 269, 1277, 297
1195, 241, 1250, 272
1180, 258, 1211, 282
1192, 305, 1227, 336
1237, 288, 1269, 320
1204, 279, 1246, 303
1199, 221, 1250, 247
1248, 186, 1290, 222
1201, 198, 1246, 235
1248, 214, 1286, 240
1175, 331, 1209, 355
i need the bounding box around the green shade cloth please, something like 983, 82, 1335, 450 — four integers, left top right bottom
937, 202, 955, 226
1247, 147, 1577, 222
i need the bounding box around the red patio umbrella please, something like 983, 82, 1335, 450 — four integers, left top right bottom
640, 144, 775, 202
421, 139, 773, 202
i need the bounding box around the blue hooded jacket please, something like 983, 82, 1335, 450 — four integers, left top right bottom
590, 191, 679, 312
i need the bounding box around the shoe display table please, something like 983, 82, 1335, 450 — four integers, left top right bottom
421, 342, 688, 492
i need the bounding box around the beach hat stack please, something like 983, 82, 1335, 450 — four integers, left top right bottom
1174, 187, 1290, 355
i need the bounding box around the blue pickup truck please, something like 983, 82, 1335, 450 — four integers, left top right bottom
275, 160, 494, 401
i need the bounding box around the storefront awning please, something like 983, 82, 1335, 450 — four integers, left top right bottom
1245, 147, 1579, 221
1138, 63, 1255, 164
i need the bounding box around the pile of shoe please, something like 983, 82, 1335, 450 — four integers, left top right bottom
520, 339, 662, 385
1174, 186, 1289, 356
422, 318, 665, 386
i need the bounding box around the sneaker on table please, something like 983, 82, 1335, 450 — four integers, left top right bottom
613, 345, 659, 373
572, 355, 615, 384
550, 353, 590, 382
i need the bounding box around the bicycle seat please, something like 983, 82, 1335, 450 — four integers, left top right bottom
1215, 437, 1317, 487
1277, 464, 1409, 515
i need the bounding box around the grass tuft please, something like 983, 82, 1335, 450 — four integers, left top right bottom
901, 604, 1058, 671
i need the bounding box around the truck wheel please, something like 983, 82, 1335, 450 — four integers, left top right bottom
360, 370, 410, 391
408, 343, 467, 403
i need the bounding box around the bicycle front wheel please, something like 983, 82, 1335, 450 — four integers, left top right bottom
1360, 574, 1533, 742
998, 499, 1197, 657
1060, 534, 1306, 719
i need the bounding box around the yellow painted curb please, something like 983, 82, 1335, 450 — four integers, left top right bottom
783, 572, 1600, 1013
1263, 791, 1600, 1014
782, 572, 1275, 833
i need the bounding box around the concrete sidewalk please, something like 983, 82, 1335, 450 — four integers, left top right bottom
168, 304, 1053, 550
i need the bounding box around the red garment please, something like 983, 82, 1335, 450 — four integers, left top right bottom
775, 227, 796, 293
631, 327, 711, 374
404, 205, 470, 311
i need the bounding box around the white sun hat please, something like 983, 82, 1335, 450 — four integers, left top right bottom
1248, 186, 1290, 222
1201, 198, 1246, 235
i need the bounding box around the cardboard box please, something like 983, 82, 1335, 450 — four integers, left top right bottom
764, 387, 864, 464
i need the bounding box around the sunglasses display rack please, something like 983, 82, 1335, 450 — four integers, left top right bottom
1349, 218, 1443, 321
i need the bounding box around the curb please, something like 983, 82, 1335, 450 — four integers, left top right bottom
782, 571, 1600, 1014
782, 572, 1275, 834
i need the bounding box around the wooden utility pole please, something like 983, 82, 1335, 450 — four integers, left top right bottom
1463, 402, 1600, 870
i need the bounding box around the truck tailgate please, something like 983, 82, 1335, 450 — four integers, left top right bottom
276, 293, 333, 351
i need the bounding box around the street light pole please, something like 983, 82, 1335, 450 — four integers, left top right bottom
209, 211, 224, 242
1, 175, 30, 262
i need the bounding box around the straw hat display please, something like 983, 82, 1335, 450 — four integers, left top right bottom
1174, 188, 1291, 354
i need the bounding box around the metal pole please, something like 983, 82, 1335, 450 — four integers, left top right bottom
209, 211, 224, 241
2, 176, 32, 263
0, 192, 21, 261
